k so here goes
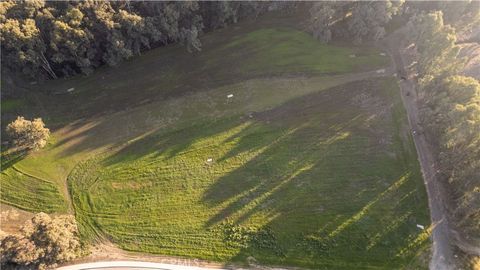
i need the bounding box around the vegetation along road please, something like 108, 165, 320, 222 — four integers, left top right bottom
385, 27, 455, 270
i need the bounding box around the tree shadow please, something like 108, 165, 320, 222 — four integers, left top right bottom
66, 79, 429, 268
197, 81, 430, 268
102, 117, 248, 167
1, 148, 27, 171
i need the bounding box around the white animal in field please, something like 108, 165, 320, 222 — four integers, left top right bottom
67, 88, 75, 92
206, 158, 213, 163
227, 94, 234, 98
416, 224, 425, 230
376, 69, 386, 74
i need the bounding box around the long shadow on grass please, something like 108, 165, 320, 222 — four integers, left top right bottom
101, 117, 252, 166
70, 80, 429, 268
199, 82, 430, 268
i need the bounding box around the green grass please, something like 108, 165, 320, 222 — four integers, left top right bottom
68, 78, 429, 269
1, 13, 429, 269
209, 28, 388, 75
0, 168, 67, 213
1, 99, 25, 113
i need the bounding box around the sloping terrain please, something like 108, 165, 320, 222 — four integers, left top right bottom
1, 14, 429, 269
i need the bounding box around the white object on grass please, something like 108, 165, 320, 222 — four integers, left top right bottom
349, 54, 356, 58
227, 94, 234, 98
416, 224, 425, 230
376, 69, 386, 74
380, 53, 387, 56
207, 158, 213, 163
67, 87, 75, 92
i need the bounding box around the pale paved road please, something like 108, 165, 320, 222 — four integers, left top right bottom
384, 29, 455, 270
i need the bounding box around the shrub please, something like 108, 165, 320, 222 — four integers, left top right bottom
0, 213, 83, 269
6, 116, 50, 151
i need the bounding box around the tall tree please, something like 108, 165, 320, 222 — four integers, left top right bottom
408, 11, 463, 88
1, 17, 57, 79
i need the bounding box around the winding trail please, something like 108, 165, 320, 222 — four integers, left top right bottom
383, 28, 455, 270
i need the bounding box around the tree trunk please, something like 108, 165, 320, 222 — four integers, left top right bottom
39, 52, 57, 79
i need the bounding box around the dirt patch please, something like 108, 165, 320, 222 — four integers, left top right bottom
68, 242, 225, 269
0, 204, 35, 234
111, 181, 153, 191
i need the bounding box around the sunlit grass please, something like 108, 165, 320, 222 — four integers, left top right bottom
69, 79, 430, 269
0, 16, 428, 269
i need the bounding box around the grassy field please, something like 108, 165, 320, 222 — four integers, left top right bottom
68, 78, 430, 269
1, 13, 429, 269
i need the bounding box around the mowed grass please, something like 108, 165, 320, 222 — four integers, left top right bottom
0, 169, 67, 213
1, 13, 428, 269
69, 78, 429, 269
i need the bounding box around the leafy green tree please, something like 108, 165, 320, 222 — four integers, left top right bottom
408, 9, 479, 242
423, 75, 480, 239
308, 1, 404, 44
348, 0, 404, 44
49, 7, 96, 75
1, 1, 286, 80
309, 2, 335, 43
408, 11, 463, 87
0, 18, 57, 79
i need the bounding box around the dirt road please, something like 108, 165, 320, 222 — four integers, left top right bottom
56, 261, 223, 270
384, 29, 455, 270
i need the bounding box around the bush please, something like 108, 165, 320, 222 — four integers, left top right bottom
6, 116, 50, 151
0, 213, 83, 269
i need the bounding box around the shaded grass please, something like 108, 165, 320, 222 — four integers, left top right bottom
1, 99, 25, 113
69, 78, 429, 269
20, 25, 388, 123
209, 28, 388, 76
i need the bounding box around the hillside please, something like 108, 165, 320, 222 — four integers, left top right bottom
1, 13, 430, 269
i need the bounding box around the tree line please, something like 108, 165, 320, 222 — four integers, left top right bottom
407, 4, 480, 249
309, 0, 404, 44
0, 0, 277, 80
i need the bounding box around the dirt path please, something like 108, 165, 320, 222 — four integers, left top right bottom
383, 29, 456, 270
62, 242, 296, 270
57, 260, 223, 270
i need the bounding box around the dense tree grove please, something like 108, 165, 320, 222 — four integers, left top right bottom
0, 213, 83, 270
0, 0, 270, 80
309, 1, 404, 44
409, 10, 480, 241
